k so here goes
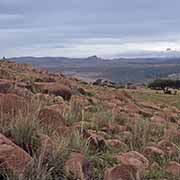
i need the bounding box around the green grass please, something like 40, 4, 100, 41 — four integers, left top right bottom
133, 89, 180, 109
9, 116, 41, 155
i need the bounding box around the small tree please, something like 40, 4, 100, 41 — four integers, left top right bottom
1, 56, 6, 61
148, 79, 180, 93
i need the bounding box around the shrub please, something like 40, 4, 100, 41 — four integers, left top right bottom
9, 116, 41, 155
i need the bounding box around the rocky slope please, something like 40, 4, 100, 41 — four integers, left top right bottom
0, 59, 180, 180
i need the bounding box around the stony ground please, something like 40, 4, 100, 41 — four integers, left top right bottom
0, 60, 180, 180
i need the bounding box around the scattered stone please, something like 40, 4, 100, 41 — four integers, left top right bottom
0, 80, 14, 93
38, 105, 66, 129
157, 140, 178, 157
106, 139, 128, 150
83, 130, 106, 151
0, 133, 32, 173
143, 146, 165, 160
0, 93, 28, 119
165, 161, 180, 177
65, 153, 93, 180
34, 82, 72, 101
117, 151, 149, 171
104, 164, 140, 180
151, 115, 166, 124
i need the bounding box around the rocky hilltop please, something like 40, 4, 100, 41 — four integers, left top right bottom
0, 59, 180, 180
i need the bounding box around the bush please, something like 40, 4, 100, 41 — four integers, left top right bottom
148, 79, 180, 90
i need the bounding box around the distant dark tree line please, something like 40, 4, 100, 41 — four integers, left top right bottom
148, 79, 180, 93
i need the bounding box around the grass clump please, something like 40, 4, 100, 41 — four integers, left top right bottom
9, 116, 41, 155
68, 131, 90, 156
129, 118, 151, 152
65, 100, 84, 126
88, 151, 118, 180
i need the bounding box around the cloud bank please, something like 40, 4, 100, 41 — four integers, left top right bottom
1, 0, 180, 58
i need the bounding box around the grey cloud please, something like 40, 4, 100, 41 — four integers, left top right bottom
1, 0, 180, 57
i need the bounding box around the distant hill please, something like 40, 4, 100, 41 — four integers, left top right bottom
8, 56, 180, 83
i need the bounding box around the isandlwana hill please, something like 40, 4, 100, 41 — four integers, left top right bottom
8, 55, 180, 83
0, 59, 180, 180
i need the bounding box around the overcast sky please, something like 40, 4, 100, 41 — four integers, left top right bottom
1, 0, 180, 58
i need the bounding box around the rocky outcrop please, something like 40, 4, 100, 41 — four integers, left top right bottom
0, 133, 32, 173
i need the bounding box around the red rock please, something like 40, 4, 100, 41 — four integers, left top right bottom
57, 78, 74, 88
104, 164, 140, 180
148, 162, 161, 172
107, 139, 128, 150
165, 161, 180, 177
34, 82, 72, 101
119, 131, 133, 144
0, 133, 32, 173
157, 140, 178, 157
139, 109, 152, 117
71, 95, 91, 108
162, 127, 178, 141
163, 107, 178, 122
38, 105, 66, 129
125, 103, 140, 114
140, 102, 161, 111
78, 87, 88, 95
65, 153, 93, 180
0, 80, 14, 93
83, 130, 106, 151
117, 151, 149, 170
143, 146, 165, 159
121, 90, 135, 102
151, 115, 166, 124
39, 134, 54, 158
0, 93, 28, 119
102, 124, 128, 134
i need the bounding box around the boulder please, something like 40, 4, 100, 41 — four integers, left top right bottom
165, 161, 180, 177
77, 87, 86, 95
102, 124, 128, 134
0, 93, 28, 119
166, 161, 180, 177
150, 115, 166, 124
34, 82, 72, 101
116, 151, 149, 171
106, 139, 128, 151
125, 103, 140, 114
0, 133, 32, 173
0, 80, 14, 93
38, 105, 66, 129
157, 140, 178, 157
83, 130, 106, 151
148, 162, 161, 172
143, 146, 165, 160
39, 134, 54, 159
140, 102, 161, 111
104, 164, 140, 180
163, 107, 179, 123
65, 153, 93, 180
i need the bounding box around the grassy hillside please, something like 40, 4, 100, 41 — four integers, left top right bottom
10, 57, 180, 83
0, 60, 179, 180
